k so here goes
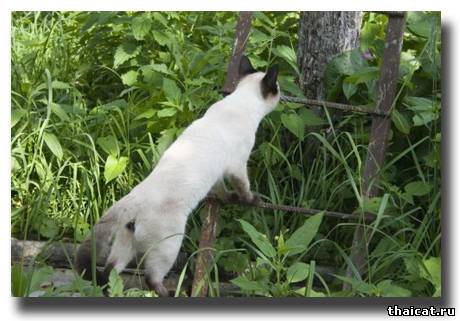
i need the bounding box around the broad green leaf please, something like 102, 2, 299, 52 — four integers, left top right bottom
376, 280, 412, 297
12, 109, 27, 127
36, 216, 60, 239
400, 51, 421, 81
392, 109, 411, 134
132, 15, 151, 40
157, 108, 177, 118
342, 81, 357, 100
421, 257, 441, 296
330, 49, 366, 76
51, 80, 70, 89
278, 75, 304, 97
407, 12, 439, 38
50, 103, 70, 121
150, 63, 172, 75
97, 135, 120, 156
162, 78, 181, 102
404, 96, 435, 112
114, 43, 141, 68
281, 113, 305, 140
294, 287, 326, 297
272, 45, 298, 74
413, 111, 438, 127
121, 70, 138, 86
360, 21, 381, 51
333, 274, 375, 295
28, 266, 54, 295
108, 269, 124, 297
362, 196, 384, 214
287, 262, 309, 283
230, 276, 266, 293
405, 181, 431, 196
104, 155, 128, 183
152, 30, 169, 46
285, 212, 323, 255
299, 108, 327, 126
43, 132, 63, 160
238, 219, 276, 258
134, 109, 156, 120
156, 128, 176, 155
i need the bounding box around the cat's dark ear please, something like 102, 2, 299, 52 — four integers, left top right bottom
239, 55, 256, 76
261, 64, 279, 98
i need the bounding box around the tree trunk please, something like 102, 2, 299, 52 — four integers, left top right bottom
297, 11, 363, 100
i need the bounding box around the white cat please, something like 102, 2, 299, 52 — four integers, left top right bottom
75, 56, 280, 296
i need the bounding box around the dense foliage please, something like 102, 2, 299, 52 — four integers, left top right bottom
11, 11, 441, 297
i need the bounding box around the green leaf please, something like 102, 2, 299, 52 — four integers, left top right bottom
114, 43, 141, 68
287, 262, 309, 283
407, 12, 438, 38
36, 216, 60, 239
376, 280, 412, 297
104, 155, 128, 183
51, 80, 70, 89
97, 135, 120, 156
28, 266, 54, 295
43, 132, 63, 160
342, 81, 357, 100
281, 113, 305, 140
333, 274, 375, 295
294, 287, 326, 297
285, 213, 323, 256
404, 181, 431, 196
413, 111, 438, 127
157, 108, 177, 118
421, 257, 441, 296
156, 128, 176, 155
132, 15, 151, 41
50, 103, 70, 121
404, 96, 434, 112
331, 49, 366, 76
121, 70, 138, 86
152, 30, 170, 46
162, 78, 181, 102
238, 219, 276, 258
150, 63, 172, 75
272, 45, 298, 74
230, 276, 266, 293
134, 109, 156, 120
391, 109, 411, 134
12, 109, 27, 127
278, 75, 304, 97
299, 108, 327, 126
108, 269, 124, 297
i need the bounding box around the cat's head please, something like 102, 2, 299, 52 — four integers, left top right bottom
236, 55, 280, 111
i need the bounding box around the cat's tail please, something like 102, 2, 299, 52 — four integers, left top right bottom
75, 209, 119, 284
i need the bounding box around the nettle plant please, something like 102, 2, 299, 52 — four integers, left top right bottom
230, 213, 326, 297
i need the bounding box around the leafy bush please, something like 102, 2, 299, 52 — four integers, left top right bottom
11, 11, 440, 297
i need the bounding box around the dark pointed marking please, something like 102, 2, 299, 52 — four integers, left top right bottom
261, 64, 279, 99
239, 55, 257, 77
125, 219, 135, 232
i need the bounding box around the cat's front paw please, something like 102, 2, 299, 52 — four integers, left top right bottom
239, 191, 262, 205
248, 192, 262, 205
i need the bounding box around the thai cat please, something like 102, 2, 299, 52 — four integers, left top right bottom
75, 56, 280, 296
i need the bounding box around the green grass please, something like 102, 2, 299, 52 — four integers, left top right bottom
11, 11, 441, 297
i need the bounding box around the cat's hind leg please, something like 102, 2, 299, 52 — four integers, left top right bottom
142, 234, 183, 297
99, 222, 137, 286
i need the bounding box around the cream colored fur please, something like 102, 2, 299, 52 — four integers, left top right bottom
76, 65, 280, 296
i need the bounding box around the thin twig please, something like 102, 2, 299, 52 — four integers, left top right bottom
280, 95, 389, 117
204, 196, 374, 221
